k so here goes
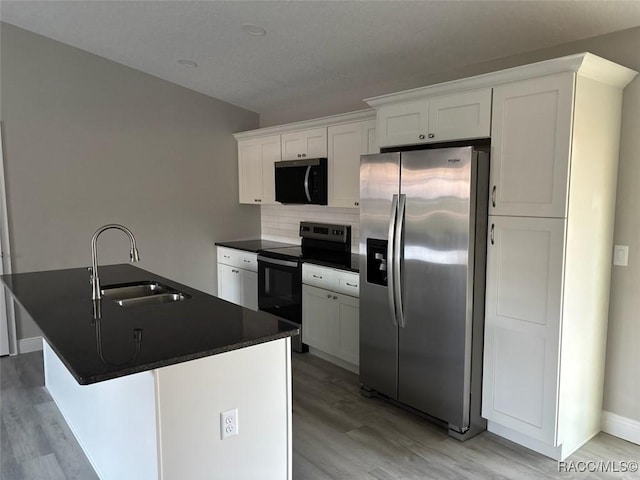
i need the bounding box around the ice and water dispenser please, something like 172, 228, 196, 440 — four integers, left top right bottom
366, 238, 388, 286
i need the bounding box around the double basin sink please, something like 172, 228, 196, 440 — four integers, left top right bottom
101, 281, 190, 308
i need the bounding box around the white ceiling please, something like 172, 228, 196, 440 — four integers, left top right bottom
1, 1, 640, 115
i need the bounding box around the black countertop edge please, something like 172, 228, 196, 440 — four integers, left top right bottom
1, 264, 300, 385
215, 239, 297, 253
71, 330, 298, 385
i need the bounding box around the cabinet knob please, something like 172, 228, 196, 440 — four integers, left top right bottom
418, 134, 425, 140
333, 295, 338, 300
327, 294, 332, 299
354, 202, 359, 206
302, 153, 306, 157
297, 154, 302, 158
428, 133, 435, 139
254, 198, 262, 203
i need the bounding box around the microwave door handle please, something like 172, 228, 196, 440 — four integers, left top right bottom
303, 165, 312, 202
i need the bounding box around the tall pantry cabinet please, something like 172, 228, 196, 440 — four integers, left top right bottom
482, 55, 637, 460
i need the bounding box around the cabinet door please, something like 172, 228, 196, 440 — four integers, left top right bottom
482, 216, 565, 445
217, 263, 241, 305
334, 293, 359, 366
302, 285, 336, 354
377, 99, 429, 148
281, 128, 327, 160
428, 88, 492, 142
490, 73, 574, 218
327, 120, 375, 208
238, 135, 281, 205
239, 269, 258, 311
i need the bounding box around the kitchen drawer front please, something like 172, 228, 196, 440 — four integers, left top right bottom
217, 247, 257, 271
217, 247, 239, 266
302, 264, 336, 290
334, 270, 359, 298
236, 251, 258, 272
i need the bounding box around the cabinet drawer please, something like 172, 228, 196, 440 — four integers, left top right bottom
217, 247, 257, 271
217, 247, 239, 266
302, 264, 335, 290
335, 271, 359, 298
236, 251, 258, 272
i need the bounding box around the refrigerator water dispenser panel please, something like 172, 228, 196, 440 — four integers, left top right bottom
367, 238, 388, 286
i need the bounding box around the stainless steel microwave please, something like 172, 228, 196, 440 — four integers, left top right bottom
275, 158, 328, 205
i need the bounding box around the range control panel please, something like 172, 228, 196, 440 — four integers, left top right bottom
299, 221, 351, 244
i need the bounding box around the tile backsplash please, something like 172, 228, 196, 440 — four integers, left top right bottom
261, 205, 360, 252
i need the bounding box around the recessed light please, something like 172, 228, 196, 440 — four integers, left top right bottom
241, 24, 266, 36
177, 59, 198, 68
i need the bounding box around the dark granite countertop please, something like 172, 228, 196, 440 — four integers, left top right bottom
1, 264, 298, 385
215, 239, 297, 253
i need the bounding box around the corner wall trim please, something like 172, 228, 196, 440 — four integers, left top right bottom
602, 411, 640, 446
18, 336, 43, 354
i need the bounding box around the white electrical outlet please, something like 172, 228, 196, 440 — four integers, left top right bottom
613, 245, 629, 266
220, 409, 238, 440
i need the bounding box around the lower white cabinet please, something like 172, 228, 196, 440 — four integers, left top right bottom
216, 247, 258, 310
302, 264, 359, 369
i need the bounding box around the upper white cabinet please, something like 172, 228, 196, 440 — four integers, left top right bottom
237, 135, 281, 205
327, 119, 377, 208
281, 128, 327, 160
374, 88, 491, 148
490, 73, 574, 218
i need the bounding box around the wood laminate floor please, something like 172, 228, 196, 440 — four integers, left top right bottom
1, 351, 638, 479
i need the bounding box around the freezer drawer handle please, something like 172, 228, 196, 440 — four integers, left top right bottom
387, 194, 399, 326
394, 194, 406, 328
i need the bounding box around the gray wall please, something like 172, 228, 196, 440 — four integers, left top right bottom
261, 27, 640, 424
0, 23, 261, 339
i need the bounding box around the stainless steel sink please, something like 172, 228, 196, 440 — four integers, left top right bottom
101, 281, 190, 308
101, 281, 171, 299
114, 293, 189, 308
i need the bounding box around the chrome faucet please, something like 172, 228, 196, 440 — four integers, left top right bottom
90, 224, 140, 300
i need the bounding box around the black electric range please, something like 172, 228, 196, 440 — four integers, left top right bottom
256, 222, 352, 353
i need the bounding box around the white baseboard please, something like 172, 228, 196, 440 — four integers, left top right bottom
602, 411, 640, 446
18, 336, 43, 354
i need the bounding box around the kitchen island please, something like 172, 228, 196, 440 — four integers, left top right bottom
1, 264, 298, 480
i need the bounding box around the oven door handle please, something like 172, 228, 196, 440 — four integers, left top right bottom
258, 255, 299, 268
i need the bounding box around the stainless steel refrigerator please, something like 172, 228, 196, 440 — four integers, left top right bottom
359, 146, 489, 440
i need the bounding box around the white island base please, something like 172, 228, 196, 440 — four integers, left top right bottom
43, 338, 292, 480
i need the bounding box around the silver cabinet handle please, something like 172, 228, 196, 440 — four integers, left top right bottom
297, 154, 302, 158
387, 195, 399, 327
232, 269, 239, 273
428, 133, 435, 139
490, 224, 495, 245
312, 274, 323, 279
418, 134, 425, 140
327, 293, 332, 299
394, 194, 406, 328
345, 282, 357, 287
223, 255, 231, 259
491, 186, 497, 208
354, 202, 359, 206
243, 259, 251, 263
302, 153, 306, 157
333, 295, 338, 300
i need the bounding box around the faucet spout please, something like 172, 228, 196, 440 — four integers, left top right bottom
90, 224, 140, 300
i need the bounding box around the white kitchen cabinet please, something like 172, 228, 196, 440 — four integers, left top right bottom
375, 88, 491, 148
490, 73, 573, 218
281, 128, 327, 161
302, 264, 359, 370
481, 57, 637, 460
216, 247, 258, 310
327, 119, 377, 208
483, 216, 565, 445
237, 135, 281, 205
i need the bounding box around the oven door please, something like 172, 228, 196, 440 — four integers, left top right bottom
258, 255, 306, 352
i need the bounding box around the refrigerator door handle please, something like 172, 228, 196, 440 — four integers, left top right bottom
387, 194, 399, 326
395, 194, 406, 328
